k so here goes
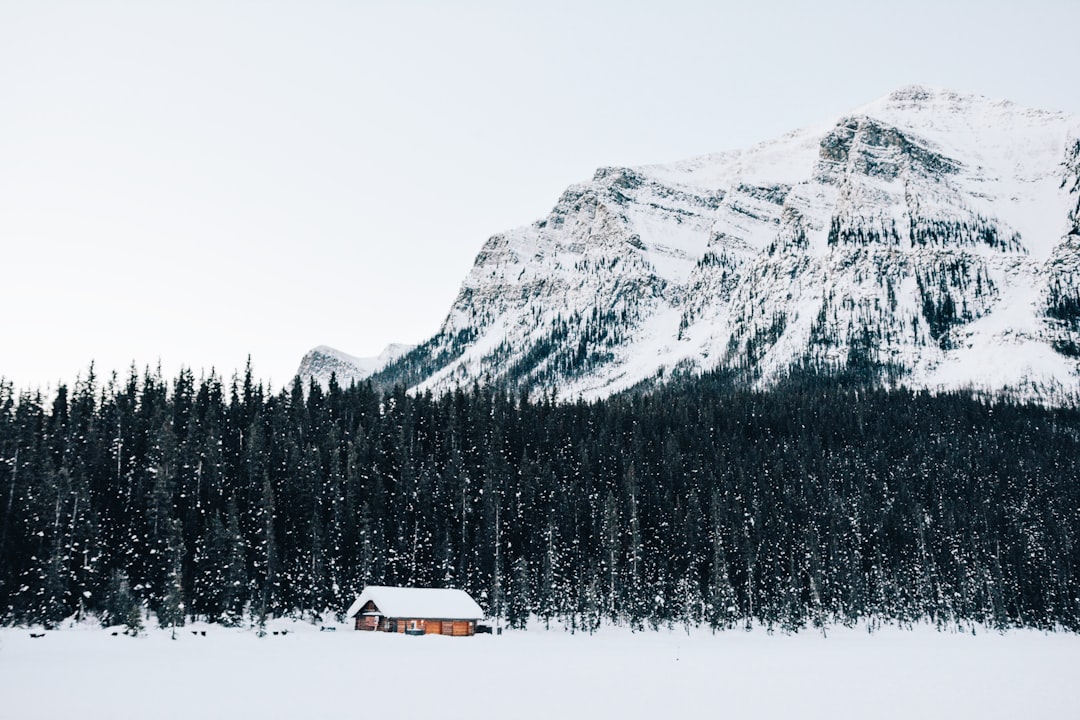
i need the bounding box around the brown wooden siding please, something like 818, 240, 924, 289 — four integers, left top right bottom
357, 616, 477, 636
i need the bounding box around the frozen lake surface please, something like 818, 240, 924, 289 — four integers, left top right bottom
2, 619, 1078, 719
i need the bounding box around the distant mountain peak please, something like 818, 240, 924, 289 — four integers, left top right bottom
297, 343, 415, 387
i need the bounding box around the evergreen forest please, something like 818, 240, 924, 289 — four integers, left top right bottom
1, 364, 1078, 633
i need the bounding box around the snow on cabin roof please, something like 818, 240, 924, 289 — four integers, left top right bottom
345, 586, 485, 621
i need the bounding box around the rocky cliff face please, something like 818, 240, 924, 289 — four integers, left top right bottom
317, 87, 1080, 402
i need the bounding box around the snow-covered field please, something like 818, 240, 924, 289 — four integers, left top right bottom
2, 619, 1079, 719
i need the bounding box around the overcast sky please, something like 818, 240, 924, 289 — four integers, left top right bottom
2, 0, 1078, 392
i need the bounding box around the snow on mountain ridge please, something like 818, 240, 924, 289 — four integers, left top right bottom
312, 87, 1080, 402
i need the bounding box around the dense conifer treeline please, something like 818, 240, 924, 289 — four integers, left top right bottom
1, 364, 1078, 632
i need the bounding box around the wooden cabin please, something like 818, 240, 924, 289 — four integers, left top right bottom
344, 586, 485, 637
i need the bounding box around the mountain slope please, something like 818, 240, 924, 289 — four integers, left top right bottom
331, 87, 1080, 401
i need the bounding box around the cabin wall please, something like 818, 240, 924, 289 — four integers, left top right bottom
358, 617, 476, 635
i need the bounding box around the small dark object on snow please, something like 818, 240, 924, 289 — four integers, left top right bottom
281, 630, 288, 635
475, 624, 492, 634
320, 626, 335, 632
29, 632, 45, 638
191, 631, 198, 635
201, 631, 206, 636
272, 631, 279, 635
112, 632, 119, 636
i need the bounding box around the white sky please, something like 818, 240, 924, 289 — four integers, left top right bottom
2, 0, 1078, 392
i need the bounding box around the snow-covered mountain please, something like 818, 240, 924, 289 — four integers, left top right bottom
311, 86, 1080, 401
297, 343, 414, 388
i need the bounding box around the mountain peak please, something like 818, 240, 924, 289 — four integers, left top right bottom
304, 89, 1080, 404
297, 343, 415, 387
883, 84, 964, 104
858, 84, 1073, 126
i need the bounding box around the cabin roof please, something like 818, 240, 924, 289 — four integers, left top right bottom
345, 585, 485, 621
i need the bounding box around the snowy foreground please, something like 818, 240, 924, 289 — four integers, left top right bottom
2, 620, 1079, 719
